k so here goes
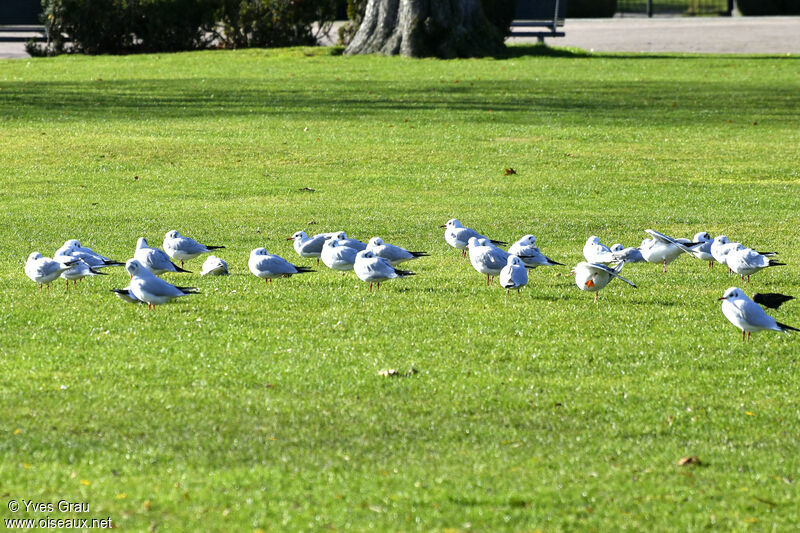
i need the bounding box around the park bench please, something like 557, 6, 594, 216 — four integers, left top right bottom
510, 0, 566, 42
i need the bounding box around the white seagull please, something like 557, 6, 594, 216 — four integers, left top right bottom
572, 261, 636, 302
366, 237, 429, 266
508, 235, 563, 268
201, 255, 229, 276
320, 239, 359, 274
288, 231, 327, 264
248, 248, 314, 284
583, 236, 615, 264
610, 243, 645, 264
719, 287, 799, 342
126, 259, 198, 310
111, 286, 143, 304
353, 250, 415, 292
726, 248, 784, 282
468, 236, 514, 285
441, 219, 506, 258
163, 230, 225, 267
499, 255, 528, 296
326, 232, 367, 251
58, 257, 107, 291
54, 240, 123, 268
134, 237, 191, 275
25, 252, 78, 290
688, 232, 715, 267
639, 229, 697, 273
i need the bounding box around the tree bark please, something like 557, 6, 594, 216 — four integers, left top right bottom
345, 0, 505, 58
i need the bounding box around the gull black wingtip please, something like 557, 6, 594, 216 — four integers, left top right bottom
295, 266, 315, 273
173, 262, 193, 273
547, 258, 565, 266
776, 321, 800, 333
207, 245, 225, 250
489, 239, 508, 246
410, 251, 430, 258
90, 267, 109, 276
394, 268, 415, 277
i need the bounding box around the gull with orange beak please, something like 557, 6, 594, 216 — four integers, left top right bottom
572, 261, 636, 302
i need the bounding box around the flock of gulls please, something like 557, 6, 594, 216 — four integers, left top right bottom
23, 220, 798, 342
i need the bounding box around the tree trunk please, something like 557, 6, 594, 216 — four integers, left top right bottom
345, 0, 506, 58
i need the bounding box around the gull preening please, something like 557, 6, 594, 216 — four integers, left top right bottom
367, 237, 428, 266
640, 229, 697, 272
125, 259, 198, 309
320, 239, 359, 274
54, 239, 123, 268
248, 248, 314, 283
201, 255, 229, 276
326, 232, 367, 251
163, 230, 225, 267
688, 232, 714, 267
610, 243, 645, 264
353, 250, 414, 292
58, 258, 107, 291
719, 287, 799, 342
572, 261, 636, 302
134, 237, 191, 275
288, 231, 327, 264
442, 219, 506, 258
25, 252, 78, 290
499, 255, 528, 296
508, 235, 563, 268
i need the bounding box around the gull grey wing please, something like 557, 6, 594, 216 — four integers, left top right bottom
586, 262, 637, 288
644, 229, 695, 254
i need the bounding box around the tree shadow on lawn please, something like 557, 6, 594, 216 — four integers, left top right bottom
504, 43, 800, 61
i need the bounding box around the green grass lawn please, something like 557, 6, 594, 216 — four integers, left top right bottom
1, 46, 799, 531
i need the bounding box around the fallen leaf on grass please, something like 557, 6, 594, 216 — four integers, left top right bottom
378, 368, 418, 378
504, 168, 517, 175
677, 456, 701, 466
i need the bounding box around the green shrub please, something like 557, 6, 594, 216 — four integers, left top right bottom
31, 0, 336, 55
567, 0, 616, 17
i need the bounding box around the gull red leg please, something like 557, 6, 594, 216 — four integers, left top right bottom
747, 331, 751, 342
65, 279, 69, 292
594, 292, 598, 302
377, 282, 381, 292
662, 260, 667, 273
369, 282, 373, 293
742, 330, 746, 342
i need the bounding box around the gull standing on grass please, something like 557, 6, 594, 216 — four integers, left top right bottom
288, 231, 327, 264
54, 240, 123, 268
248, 248, 314, 283
201, 255, 229, 276
499, 255, 528, 296
441, 219, 507, 258
163, 230, 225, 268
353, 250, 415, 292
58, 258, 107, 291
572, 262, 636, 302
726, 247, 784, 282
688, 232, 715, 267
25, 252, 78, 290
320, 239, 359, 274
367, 237, 429, 266
719, 287, 799, 342
639, 229, 697, 273
125, 259, 198, 309
583, 236, 615, 264
508, 235, 563, 268
111, 286, 143, 304
134, 237, 191, 275
468, 237, 515, 285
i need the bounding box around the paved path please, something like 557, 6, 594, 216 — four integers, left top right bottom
2, 17, 799, 59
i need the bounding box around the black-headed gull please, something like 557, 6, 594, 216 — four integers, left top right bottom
508, 235, 563, 268
353, 250, 414, 292
58, 258, 107, 291
753, 292, 795, 310
719, 287, 799, 342
688, 232, 714, 267
320, 239, 359, 274
25, 252, 78, 290
248, 248, 314, 284
468, 236, 512, 285
134, 237, 191, 275
441, 219, 506, 258
163, 230, 225, 267
288, 231, 327, 264
325, 231, 367, 251
126, 259, 198, 309
201, 255, 229, 276
610, 243, 645, 264
367, 237, 428, 266
583, 236, 614, 264
54, 240, 123, 268
640, 229, 697, 273
499, 255, 528, 296
572, 261, 636, 302
726, 248, 784, 282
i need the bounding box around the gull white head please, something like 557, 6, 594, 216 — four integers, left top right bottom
357, 250, 375, 260
289, 231, 308, 241
27, 252, 43, 262
713, 235, 729, 245
693, 232, 711, 242
441, 219, 463, 229
136, 237, 149, 249
719, 287, 745, 301
324, 239, 339, 249
251, 247, 269, 257
64, 239, 81, 249
165, 230, 180, 240
610, 243, 624, 252
507, 255, 523, 267
126, 259, 146, 278
586, 236, 601, 246
332, 231, 347, 240
466, 236, 481, 248
519, 234, 537, 246
368, 237, 384, 247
